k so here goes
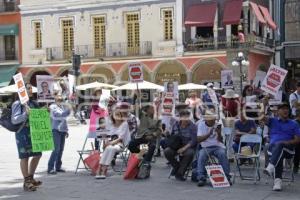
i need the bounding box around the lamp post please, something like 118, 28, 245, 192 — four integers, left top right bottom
232, 52, 249, 95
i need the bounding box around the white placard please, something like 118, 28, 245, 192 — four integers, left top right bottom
205, 165, 230, 188
207, 88, 219, 105
221, 70, 234, 89
98, 89, 111, 109
261, 64, 288, 96
128, 63, 143, 83
13, 73, 29, 104
253, 70, 267, 88
36, 75, 55, 103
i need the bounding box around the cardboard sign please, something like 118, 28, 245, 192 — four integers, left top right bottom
221, 70, 234, 89
29, 109, 54, 152
37, 75, 55, 103
128, 63, 143, 83
162, 92, 174, 116
13, 73, 29, 104
261, 65, 287, 96
205, 165, 230, 188
207, 88, 219, 105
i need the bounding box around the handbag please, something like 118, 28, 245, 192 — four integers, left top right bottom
124, 154, 141, 180
83, 143, 100, 175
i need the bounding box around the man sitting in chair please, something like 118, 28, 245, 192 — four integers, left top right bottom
128, 105, 162, 163
263, 102, 300, 191
164, 110, 197, 181
197, 110, 231, 187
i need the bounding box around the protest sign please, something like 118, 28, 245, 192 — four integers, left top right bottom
205, 165, 230, 188
29, 109, 54, 152
129, 63, 143, 83
207, 88, 219, 105
36, 75, 55, 103
261, 65, 287, 96
221, 70, 234, 89
253, 70, 267, 88
13, 73, 29, 104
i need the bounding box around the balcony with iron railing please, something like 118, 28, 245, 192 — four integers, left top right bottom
184, 35, 275, 53
46, 41, 152, 61
0, 1, 18, 13
0, 49, 18, 63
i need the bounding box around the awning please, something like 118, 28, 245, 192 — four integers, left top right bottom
185, 2, 217, 27
259, 5, 277, 30
0, 24, 19, 36
249, 2, 266, 24
0, 65, 19, 87
223, 0, 243, 25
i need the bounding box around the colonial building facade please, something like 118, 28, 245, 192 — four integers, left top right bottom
17, 0, 277, 92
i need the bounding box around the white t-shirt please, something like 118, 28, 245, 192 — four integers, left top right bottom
197, 121, 225, 148
107, 120, 131, 146
289, 92, 300, 116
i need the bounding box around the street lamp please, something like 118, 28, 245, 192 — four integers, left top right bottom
232, 52, 249, 95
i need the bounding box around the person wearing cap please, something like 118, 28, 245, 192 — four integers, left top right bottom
196, 110, 231, 187
221, 89, 240, 118
263, 102, 300, 191
289, 82, 300, 118
164, 110, 197, 181
47, 94, 71, 175
95, 108, 131, 179
128, 105, 162, 163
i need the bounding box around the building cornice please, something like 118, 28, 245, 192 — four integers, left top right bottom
19, 0, 175, 17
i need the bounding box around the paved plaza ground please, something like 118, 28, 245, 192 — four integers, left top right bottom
0, 124, 299, 200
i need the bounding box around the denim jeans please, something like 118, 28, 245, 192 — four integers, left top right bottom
197, 146, 230, 180
48, 129, 67, 172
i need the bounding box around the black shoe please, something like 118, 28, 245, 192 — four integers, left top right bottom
197, 178, 206, 187
47, 170, 57, 175
170, 168, 178, 176
175, 175, 186, 181
111, 159, 116, 166
56, 169, 66, 173
154, 152, 161, 157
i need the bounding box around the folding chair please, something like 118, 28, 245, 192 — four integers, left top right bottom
75, 131, 108, 174
234, 134, 262, 184
112, 146, 131, 175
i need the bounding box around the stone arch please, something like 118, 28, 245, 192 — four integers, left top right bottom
154, 60, 187, 85
120, 63, 151, 83
191, 58, 226, 83
56, 67, 71, 77
81, 64, 116, 84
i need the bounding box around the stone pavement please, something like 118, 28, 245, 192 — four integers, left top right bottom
0, 125, 299, 200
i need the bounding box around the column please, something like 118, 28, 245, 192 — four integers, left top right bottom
226, 25, 231, 47
243, 6, 249, 35
213, 8, 218, 48
269, 0, 273, 39
176, 0, 183, 56
187, 71, 192, 83
191, 27, 196, 39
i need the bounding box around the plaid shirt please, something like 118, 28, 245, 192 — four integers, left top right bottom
171, 120, 197, 148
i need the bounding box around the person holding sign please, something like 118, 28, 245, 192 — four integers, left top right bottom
47, 95, 71, 174
11, 83, 42, 192
196, 110, 231, 187
289, 82, 300, 119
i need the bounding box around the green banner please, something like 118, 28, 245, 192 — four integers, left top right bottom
29, 109, 54, 152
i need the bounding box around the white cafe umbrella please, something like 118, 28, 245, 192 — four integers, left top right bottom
76, 81, 117, 90
178, 83, 207, 90
0, 85, 37, 94
113, 81, 164, 91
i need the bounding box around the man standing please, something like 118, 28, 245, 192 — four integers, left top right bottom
197, 110, 231, 186
48, 95, 71, 174
289, 82, 300, 118
263, 103, 300, 191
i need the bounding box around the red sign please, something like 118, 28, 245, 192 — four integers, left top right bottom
261, 64, 287, 96
205, 165, 230, 188
128, 63, 143, 83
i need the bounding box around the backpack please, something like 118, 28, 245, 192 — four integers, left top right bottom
0, 103, 24, 132
136, 161, 151, 179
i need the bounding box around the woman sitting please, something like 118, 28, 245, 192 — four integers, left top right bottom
95, 109, 131, 179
